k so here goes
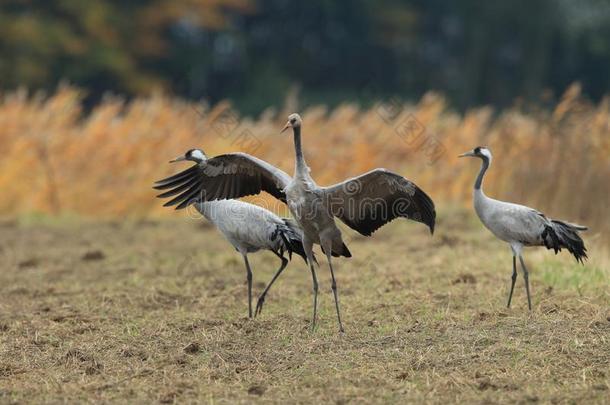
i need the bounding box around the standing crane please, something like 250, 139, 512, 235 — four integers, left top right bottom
154, 114, 436, 332
156, 149, 309, 318
459, 146, 587, 309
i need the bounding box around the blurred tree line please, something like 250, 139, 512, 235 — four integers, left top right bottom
1, 0, 609, 114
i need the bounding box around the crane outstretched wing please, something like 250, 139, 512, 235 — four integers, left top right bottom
154, 153, 292, 209
322, 169, 436, 236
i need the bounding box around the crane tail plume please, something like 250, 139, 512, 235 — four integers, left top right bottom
541, 219, 588, 263
340, 243, 352, 258
277, 231, 293, 260
320, 242, 352, 258
274, 219, 310, 264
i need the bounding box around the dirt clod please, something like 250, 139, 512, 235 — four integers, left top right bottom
183, 342, 200, 354
82, 250, 105, 261
120, 347, 148, 361
85, 363, 103, 375
396, 372, 410, 380
477, 378, 498, 391
453, 274, 476, 284
159, 392, 179, 403
64, 348, 93, 363
18, 259, 39, 269
247, 385, 265, 396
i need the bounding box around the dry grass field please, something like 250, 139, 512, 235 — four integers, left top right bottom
1, 84, 608, 403
1, 208, 608, 403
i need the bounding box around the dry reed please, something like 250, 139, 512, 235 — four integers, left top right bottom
1, 84, 608, 235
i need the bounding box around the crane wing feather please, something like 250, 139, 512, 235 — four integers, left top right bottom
154, 153, 292, 209
322, 169, 436, 236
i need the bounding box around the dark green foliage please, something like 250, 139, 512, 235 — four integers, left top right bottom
0, 0, 609, 113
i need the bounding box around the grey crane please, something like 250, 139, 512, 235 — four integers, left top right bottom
154, 114, 436, 332
459, 146, 588, 310
157, 149, 309, 318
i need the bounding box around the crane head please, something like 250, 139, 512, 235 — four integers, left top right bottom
170, 148, 207, 164
459, 146, 492, 161
281, 113, 302, 134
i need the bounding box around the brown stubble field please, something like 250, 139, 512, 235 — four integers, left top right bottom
0, 207, 608, 404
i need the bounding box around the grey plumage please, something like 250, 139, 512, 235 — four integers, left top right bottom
194, 200, 303, 259
195, 200, 308, 317
154, 115, 436, 332
460, 146, 588, 310
155, 155, 309, 318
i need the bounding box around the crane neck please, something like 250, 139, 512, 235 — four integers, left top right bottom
292, 126, 308, 176
474, 156, 490, 190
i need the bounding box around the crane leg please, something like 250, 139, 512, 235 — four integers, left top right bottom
309, 261, 319, 332
518, 255, 532, 310
507, 256, 518, 308
327, 255, 344, 333
322, 239, 344, 333
242, 254, 253, 318
302, 238, 318, 331
255, 253, 288, 317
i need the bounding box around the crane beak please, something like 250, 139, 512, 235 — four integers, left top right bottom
169, 156, 187, 163
280, 121, 292, 134
458, 151, 475, 158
